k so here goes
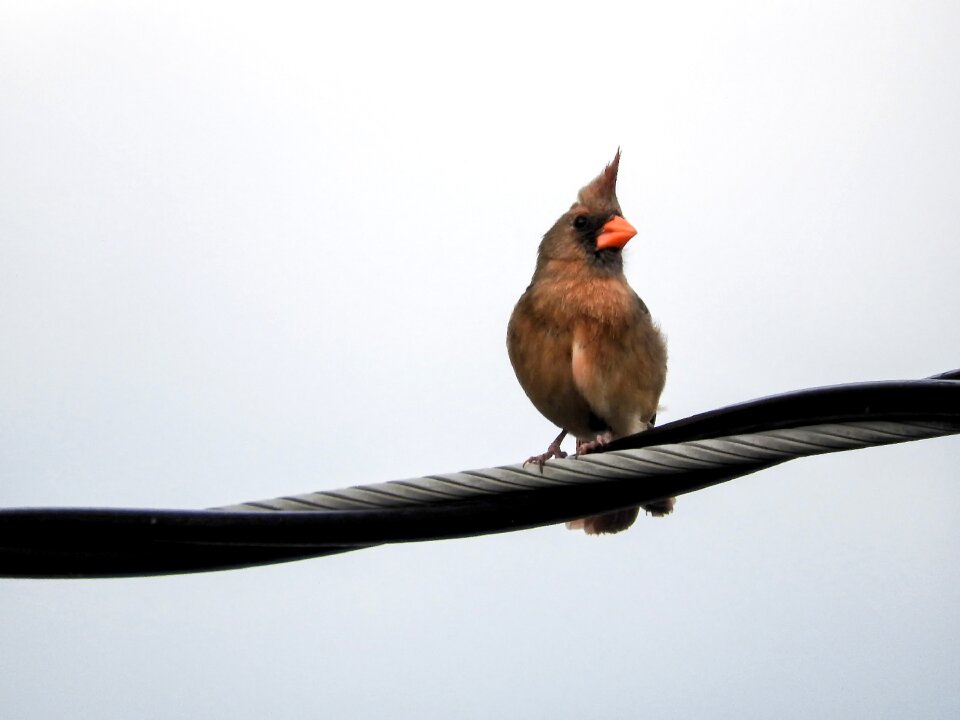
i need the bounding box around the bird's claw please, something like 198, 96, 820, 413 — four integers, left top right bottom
523, 441, 568, 472
575, 431, 615, 457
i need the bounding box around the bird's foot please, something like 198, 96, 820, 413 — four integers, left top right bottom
523, 442, 567, 470
523, 443, 567, 470
523, 431, 568, 472
575, 431, 615, 456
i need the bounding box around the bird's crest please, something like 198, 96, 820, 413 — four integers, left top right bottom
577, 149, 621, 208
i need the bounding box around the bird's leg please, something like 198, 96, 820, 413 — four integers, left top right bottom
523, 429, 568, 470
575, 430, 615, 456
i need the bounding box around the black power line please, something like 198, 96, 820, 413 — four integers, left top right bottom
2, 370, 958, 579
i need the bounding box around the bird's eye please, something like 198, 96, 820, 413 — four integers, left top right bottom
573, 215, 588, 229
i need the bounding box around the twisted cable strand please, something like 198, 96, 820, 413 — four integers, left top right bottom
216, 420, 957, 513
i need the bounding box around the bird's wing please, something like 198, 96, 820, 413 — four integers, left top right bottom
632, 290, 650, 315
508, 294, 604, 438
571, 312, 664, 438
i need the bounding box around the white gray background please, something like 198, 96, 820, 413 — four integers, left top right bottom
2, 2, 959, 718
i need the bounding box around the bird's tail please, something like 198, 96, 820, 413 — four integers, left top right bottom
566, 497, 675, 535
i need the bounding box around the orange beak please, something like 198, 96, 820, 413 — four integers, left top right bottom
595, 215, 637, 250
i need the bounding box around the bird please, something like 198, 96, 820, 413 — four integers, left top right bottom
506, 150, 672, 534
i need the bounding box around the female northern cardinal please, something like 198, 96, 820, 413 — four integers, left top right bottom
507, 150, 672, 534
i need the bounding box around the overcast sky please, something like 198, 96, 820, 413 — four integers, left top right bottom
2, 2, 959, 718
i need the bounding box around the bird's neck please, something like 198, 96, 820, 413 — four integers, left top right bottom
533, 254, 624, 283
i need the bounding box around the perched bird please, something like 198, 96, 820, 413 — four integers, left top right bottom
506, 150, 672, 534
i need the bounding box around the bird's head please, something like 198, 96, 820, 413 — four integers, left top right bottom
536, 149, 637, 274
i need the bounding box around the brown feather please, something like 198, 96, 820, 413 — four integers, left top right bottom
507, 151, 672, 534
